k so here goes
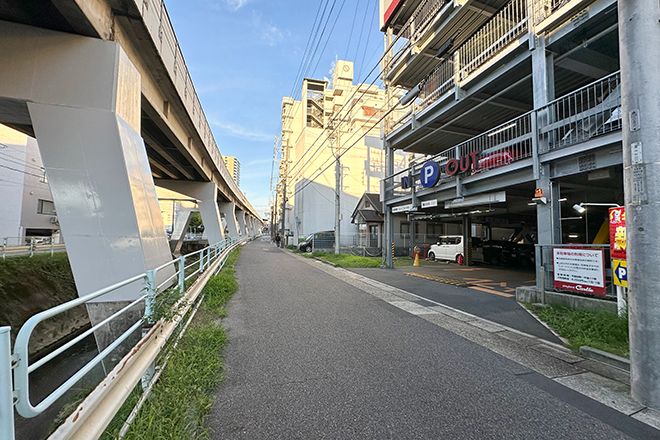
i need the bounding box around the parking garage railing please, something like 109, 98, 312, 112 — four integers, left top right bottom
0, 236, 247, 440
537, 71, 621, 153
386, 0, 530, 135
384, 71, 622, 201
384, 111, 534, 200
457, 0, 528, 80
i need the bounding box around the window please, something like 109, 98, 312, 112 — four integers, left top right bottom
37, 199, 56, 215
400, 222, 410, 239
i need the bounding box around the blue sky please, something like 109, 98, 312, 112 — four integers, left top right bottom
166, 0, 384, 218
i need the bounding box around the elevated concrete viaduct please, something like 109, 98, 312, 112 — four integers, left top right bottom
0, 1, 262, 348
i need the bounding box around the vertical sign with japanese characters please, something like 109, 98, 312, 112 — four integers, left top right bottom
609, 207, 626, 260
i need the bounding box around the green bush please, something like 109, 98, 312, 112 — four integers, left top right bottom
529, 303, 629, 358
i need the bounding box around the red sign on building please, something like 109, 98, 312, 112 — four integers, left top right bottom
609, 207, 626, 260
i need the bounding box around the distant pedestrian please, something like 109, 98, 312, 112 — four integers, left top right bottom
275, 234, 281, 248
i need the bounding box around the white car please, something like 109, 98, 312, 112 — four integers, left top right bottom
427, 235, 483, 264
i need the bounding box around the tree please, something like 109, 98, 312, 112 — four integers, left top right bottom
188, 212, 204, 233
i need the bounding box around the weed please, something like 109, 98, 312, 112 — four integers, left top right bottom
102, 247, 242, 440
527, 303, 629, 358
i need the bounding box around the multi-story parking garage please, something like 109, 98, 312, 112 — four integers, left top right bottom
379, 0, 623, 295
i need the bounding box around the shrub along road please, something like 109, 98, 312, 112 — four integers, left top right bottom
209, 238, 659, 439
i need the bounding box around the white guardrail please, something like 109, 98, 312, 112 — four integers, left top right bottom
0, 236, 249, 440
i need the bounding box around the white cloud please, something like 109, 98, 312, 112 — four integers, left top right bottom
224, 0, 249, 10
261, 23, 284, 46
209, 117, 273, 142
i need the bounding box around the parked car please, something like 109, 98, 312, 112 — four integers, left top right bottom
298, 231, 335, 253
427, 236, 483, 264
481, 240, 535, 267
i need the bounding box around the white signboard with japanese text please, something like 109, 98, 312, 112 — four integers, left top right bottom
553, 248, 606, 296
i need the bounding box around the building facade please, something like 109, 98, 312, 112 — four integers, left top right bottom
222, 155, 241, 187
278, 60, 410, 242
0, 124, 59, 243
379, 0, 623, 285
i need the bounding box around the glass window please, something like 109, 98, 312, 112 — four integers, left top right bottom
37, 199, 56, 215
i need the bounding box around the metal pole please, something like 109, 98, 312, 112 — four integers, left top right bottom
178, 256, 185, 294
335, 156, 341, 255
619, 0, 660, 408
0, 327, 15, 440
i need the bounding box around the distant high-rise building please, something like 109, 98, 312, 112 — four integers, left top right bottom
222, 156, 241, 187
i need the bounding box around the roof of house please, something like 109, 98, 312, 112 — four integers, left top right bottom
351, 193, 383, 220
354, 209, 384, 223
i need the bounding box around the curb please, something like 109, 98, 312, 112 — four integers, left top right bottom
580, 346, 630, 372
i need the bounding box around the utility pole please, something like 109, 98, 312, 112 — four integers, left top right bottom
619, 0, 660, 409
329, 124, 341, 255
279, 140, 290, 243
383, 27, 394, 268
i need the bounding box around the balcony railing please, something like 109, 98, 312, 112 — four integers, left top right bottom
537, 71, 621, 153
457, 0, 528, 80
384, 72, 621, 201
386, 0, 529, 136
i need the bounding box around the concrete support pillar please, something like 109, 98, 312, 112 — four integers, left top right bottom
0, 22, 175, 352
218, 202, 240, 239
154, 180, 226, 245
619, 0, 660, 408
170, 207, 196, 255
462, 215, 472, 266
531, 34, 560, 292
236, 209, 247, 237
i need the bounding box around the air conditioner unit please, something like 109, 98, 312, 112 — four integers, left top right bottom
50, 216, 59, 224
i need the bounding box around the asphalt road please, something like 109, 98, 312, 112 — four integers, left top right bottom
209, 239, 653, 439
348, 266, 559, 342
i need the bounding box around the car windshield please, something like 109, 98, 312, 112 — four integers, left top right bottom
305, 234, 313, 241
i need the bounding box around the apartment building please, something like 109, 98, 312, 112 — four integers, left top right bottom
278, 60, 410, 241
379, 0, 622, 285
222, 155, 241, 187
0, 124, 60, 243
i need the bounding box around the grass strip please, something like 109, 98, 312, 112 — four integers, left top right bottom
101, 247, 242, 440
297, 251, 421, 268
527, 303, 629, 358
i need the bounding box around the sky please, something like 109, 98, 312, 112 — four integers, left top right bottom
165, 0, 385, 219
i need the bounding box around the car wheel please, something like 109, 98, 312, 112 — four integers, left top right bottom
305, 246, 312, 253
456, 254, 464, 265
428, 251, 435, 261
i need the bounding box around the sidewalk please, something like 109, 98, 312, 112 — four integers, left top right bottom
209, 240, 660, 439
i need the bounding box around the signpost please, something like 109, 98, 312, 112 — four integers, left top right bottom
609, 207, 627, 315
553, 248, 606, 296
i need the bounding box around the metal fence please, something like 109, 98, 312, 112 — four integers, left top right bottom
457, 0, 528, 80
1, 236, 247, 440
2, 236, 66, 259
537, 71, 621, 153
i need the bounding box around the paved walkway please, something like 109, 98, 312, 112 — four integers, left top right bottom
209, 239, 660, 439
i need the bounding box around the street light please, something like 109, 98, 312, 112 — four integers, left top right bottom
572, 202, 619, 213
572, 203, 620, 243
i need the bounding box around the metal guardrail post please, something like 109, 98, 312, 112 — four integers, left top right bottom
144, 270, 157, 324
199, 248, 205, 273
178, 256, 185, 294
0, 327, 15, 440
2, 238, 5, 260
50, 240, 54, 257
29, 239, 34, 258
